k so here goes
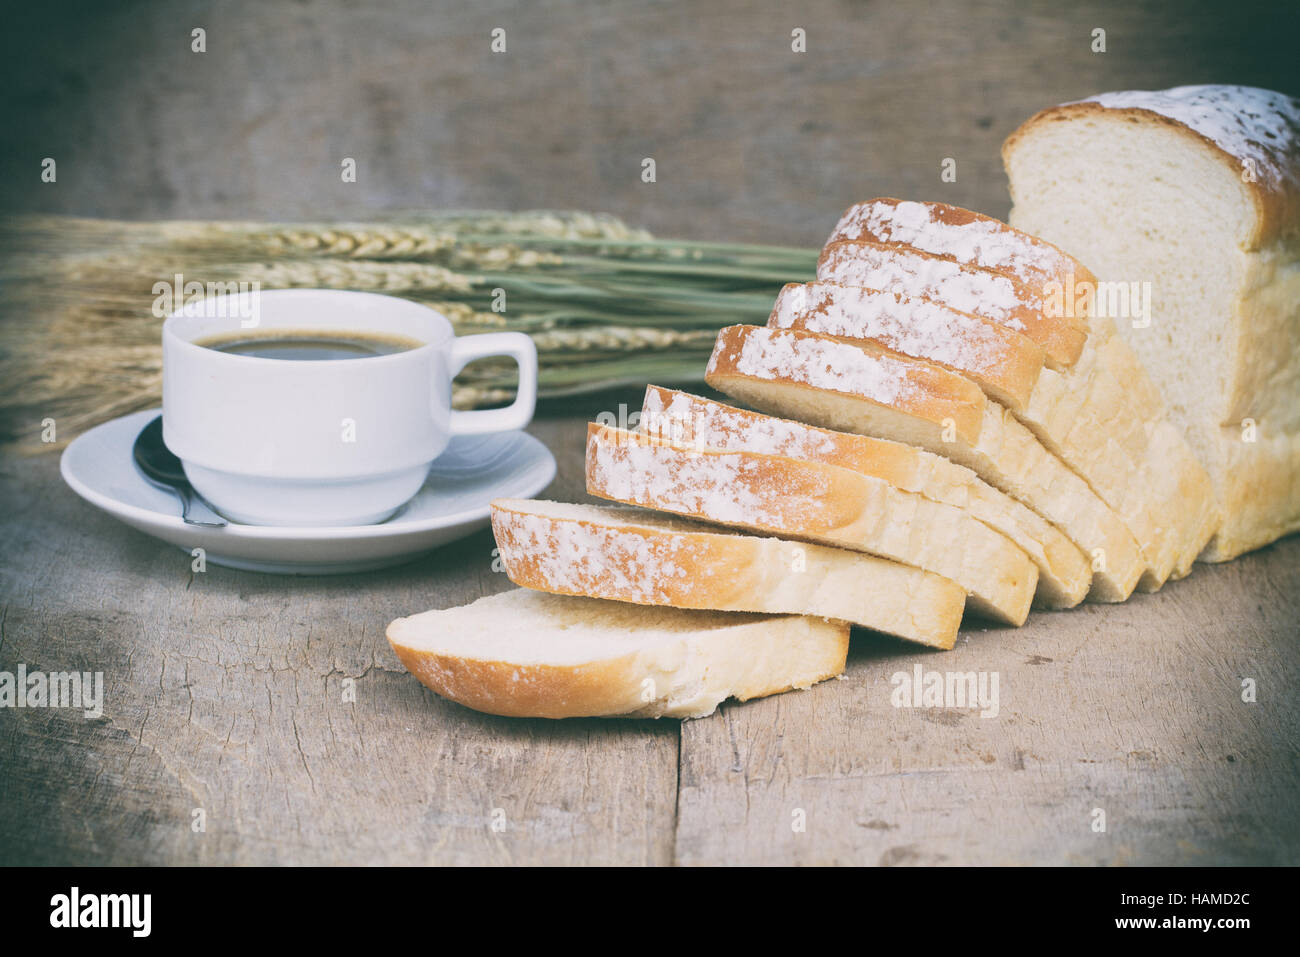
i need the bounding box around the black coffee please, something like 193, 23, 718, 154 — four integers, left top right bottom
194, 330, 424, 361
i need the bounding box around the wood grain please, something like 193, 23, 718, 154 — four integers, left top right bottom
676, 552, 1300, 865
0, 414, 679, 866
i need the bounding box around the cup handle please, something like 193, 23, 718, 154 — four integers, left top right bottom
446, 332, 538, 435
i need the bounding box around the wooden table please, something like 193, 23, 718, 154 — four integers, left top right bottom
2, 389, 1297, 865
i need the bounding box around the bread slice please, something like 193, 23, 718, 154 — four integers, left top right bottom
585, 422, 1037, 625
705, 324, 1145, 601
827, 197, 1098, 293
387, 588, 849, 719
641, 386, 1091, 608
817, 238, 1087, 369
1004, 84, 1300, 562
818, 203, 1216, 587
490, 498, 966, 648
768, 281, 1045, 412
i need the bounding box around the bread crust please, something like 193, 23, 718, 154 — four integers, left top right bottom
390, 643, 646, 719
644, 384, 969, 503
1003, 95, 1300, 248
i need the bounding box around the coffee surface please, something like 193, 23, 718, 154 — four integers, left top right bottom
194, 330, 424, 360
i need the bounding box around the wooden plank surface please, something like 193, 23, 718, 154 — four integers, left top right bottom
676, 551, 1300, 865
0, 413, 678, 866
1, 393, 1297, 865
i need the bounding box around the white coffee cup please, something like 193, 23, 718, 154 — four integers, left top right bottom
162, 288, 537, 526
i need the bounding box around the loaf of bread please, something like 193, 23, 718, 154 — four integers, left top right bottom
387, 589, 849, 719
490, 497, 967, 648
1004, 85, 1300, 561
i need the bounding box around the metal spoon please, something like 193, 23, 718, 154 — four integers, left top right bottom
132, 416, 228, 527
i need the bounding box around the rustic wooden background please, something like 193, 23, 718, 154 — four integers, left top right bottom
2, 0, 1297, 242
1, 0, 1298, 865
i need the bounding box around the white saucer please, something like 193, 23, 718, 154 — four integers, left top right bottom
60, 409, 557, 574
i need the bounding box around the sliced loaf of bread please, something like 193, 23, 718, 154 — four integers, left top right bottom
490, 497, 967, 648
585, 422, 1038, 625
387, 588, 849, 719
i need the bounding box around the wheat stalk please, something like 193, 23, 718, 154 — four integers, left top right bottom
528, 326, 718, 352
48, 257, 480, 295
0, 211, 814, 453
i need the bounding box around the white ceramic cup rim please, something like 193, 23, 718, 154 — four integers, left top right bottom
162, 288, 453, 359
